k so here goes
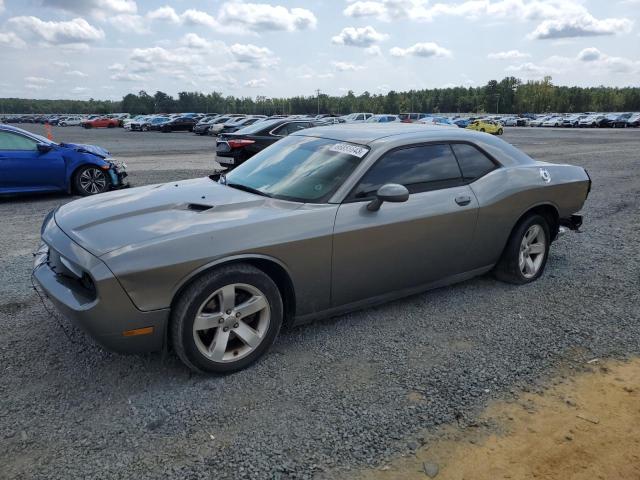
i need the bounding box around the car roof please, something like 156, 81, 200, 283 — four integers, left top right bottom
292, 123, 534, 167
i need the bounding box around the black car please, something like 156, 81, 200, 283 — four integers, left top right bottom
193, 118, 219, 135
159, 116, 197, 132
596, 113, 630, 128
216, 119, 326, 170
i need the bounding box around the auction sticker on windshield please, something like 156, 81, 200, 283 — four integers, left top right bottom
329, 143, 369, 158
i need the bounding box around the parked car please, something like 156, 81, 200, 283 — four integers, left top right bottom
158, 116, 197, 132
500, 117, 519, 127
627, 113, 640, 127
578, 114, 604, 128
136, 116, 170, 132
220, 116, 266, 134
193, 117, 219, 135
598, 113, 632, 128
561, 114, 586, 127
466, 119, 503, 135
398, 113, 429, 123
542, 116, 563, 127
529, 116, 551, 127
0, 124, 127, 196
82, 117, 119, 129
341, 113, 374, 123
453, 118, 472, 128
33, 124, 590, 373
417, 116, 457, 128
365, 114, 399, 123
209, 116, 247, 136
215, 118, 326, 170
59, 116, 83, 127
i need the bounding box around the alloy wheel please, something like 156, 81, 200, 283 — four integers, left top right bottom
192, 283, 271, 363
518, 224, 546, 278
79, 167, 107, 195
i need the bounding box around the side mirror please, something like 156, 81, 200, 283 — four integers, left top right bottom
367, 183, 409, 212
37, 143, 52, 154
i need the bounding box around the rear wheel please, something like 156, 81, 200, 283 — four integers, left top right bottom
107, 123, 115, 128
171, 264, 283, 373
480, 128, 485, 132
494, 214, 550, 284
74, 165, 110, 196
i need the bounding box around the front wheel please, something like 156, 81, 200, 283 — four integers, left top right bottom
74, 165, 110, 196
170, 264, 283, 374
497, 128, 504, 135
494, 214, 550, 284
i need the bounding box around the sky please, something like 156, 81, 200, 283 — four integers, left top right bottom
0, 0, 638, 100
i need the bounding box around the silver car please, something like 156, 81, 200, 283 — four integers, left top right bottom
34, 125, 591, 373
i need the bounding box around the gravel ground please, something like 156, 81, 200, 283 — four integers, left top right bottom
1, 126, 639, 480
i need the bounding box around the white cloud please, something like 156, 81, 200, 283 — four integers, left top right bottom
390, 42, 452, 58
218, 3, 317, 31
110, 72, 145, 81
129, 46, 196, 72
108, 14, 149, 33
147, 3, 317, 34
8, 16, 104, 45
24, 76, 53, 84
41, 0, 137, 19
365, 45, 382, 56
332, 26, 388, 47
244, 78, 267, 88
228, 43, 279, 68
332, 61, 365, 71
488, 50, 531, 60
108, 63, 125, 71
530, 14, 633, 39
0, 32, 27, 48
146, 5, 181, 23
53, 61, 70, 68
180, 33, 212, 49
343, 0, 633, 41
505, 61, 552, 78
65, 70, 88, 77
577, 47, 602, 62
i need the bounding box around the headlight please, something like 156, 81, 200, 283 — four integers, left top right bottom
107, 158, 127, 170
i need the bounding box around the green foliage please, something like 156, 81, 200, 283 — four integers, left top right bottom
1, 78, 639, 115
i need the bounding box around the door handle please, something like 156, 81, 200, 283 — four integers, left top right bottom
455, 195, 471, 206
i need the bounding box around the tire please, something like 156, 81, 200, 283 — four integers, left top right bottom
83, 124, 92, 129
497, 128, 504, 135
142, 125, 149, 132
107, 123, 115, 128
480, 128, 485, 132
494, 214, 550, 285
171, 264, 283, 374
73, 165, 110, 196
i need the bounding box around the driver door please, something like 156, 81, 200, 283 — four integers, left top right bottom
331, 143, 479, 307
0, 131, 65, 192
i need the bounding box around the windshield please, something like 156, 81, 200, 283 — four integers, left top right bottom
224, 136, 369, 203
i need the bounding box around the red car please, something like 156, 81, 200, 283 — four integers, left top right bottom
81, 117, 119, 129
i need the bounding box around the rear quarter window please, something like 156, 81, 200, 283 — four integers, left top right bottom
451, 143, 497, 182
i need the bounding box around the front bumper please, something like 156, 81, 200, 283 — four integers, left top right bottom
33, 218, 168, 353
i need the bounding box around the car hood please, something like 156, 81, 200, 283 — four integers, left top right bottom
53, 177, 302, 257
59, 142, 111, 159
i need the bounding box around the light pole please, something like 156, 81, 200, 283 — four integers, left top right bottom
495, 93, 501, 114
315, 89, 321, 115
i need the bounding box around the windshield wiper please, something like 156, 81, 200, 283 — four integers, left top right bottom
226, 182, 272, 198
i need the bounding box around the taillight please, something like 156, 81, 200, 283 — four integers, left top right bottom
228, 139, 255, 149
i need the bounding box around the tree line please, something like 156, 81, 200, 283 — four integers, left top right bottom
1, 77, 639, 115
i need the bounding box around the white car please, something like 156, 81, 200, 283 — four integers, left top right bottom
578, 114, 604, 128
58, 116, 83, 126
542, 116, 563, 127
417, 116, 457, 128
365, 114, 400, 123
500, 117, 519, 127
340, 113, 374, 123
529, 116, 551, 127
209, 116, 246, 136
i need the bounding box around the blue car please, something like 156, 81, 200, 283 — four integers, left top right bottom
0, 124, 128, 196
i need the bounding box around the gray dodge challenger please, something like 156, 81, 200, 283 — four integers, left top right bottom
34, 124, 590, 373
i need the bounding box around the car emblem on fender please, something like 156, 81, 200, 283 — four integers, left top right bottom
540, 168, 551, 183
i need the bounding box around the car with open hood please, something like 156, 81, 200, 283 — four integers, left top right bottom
34, 124, 590, 373
0, 124, 127, 196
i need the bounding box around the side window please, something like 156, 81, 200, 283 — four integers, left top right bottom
451, 143, 497, 182
287, 122, 309, 134
355, 114, 364, 121
351, 144, 463, 199
0, 131, 38, 151
272, 123, 290, 136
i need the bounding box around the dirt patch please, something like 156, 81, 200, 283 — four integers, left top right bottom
356, 359, 640, 480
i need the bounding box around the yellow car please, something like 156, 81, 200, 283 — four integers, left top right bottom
466, 119, 504, 135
